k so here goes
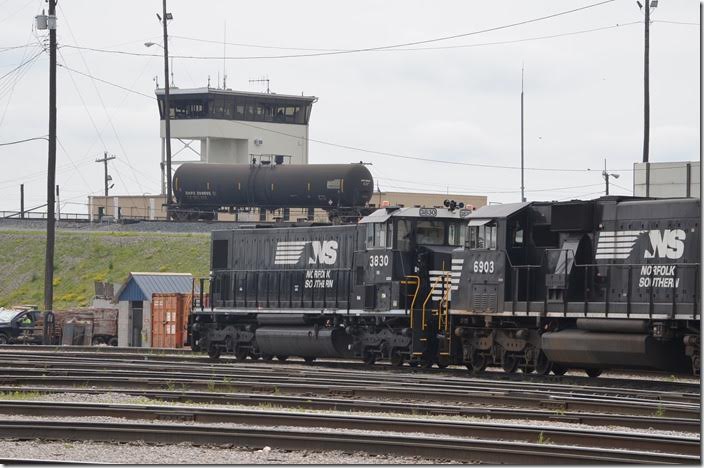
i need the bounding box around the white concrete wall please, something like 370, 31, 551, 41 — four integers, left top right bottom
117, 301, 129, 347
162, 119, 308, 164
634, 161, 700, 198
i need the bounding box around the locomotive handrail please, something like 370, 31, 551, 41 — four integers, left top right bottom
421, 275, 444, 331
400, 275, 421, 322
479, 248, 700, 319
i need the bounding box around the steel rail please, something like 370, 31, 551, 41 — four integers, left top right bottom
0, 386, 697, 433
0, 355, 699, 405
1, 346, 698, 392
0, 420, 697, 464
0, 371, 698, 418
0, 400, 698, 456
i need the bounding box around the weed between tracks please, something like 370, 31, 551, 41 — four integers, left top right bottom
0, 390, 42, 400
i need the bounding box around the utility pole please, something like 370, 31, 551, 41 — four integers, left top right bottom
96, 152, 116, 217
19, 184, 24, 219
159, 0, 173, 211
520, 66, 526, 202
36, 0, 58, 341
638, 0, 657, 163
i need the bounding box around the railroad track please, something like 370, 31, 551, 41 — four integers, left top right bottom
0, 367, 698, 418
0, 419, 697, 464
0, 399, 698, 456
3, 353, 699, 403
0, 386, 695, 433
1, 345, 698, 392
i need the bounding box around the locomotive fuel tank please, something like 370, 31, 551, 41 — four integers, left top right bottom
173, 163, 374, 209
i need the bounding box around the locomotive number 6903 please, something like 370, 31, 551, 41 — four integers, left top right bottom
473, 260, 495, 274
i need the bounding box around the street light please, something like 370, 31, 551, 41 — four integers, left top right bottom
602, 159, 619, 196
144, 41, 163, 48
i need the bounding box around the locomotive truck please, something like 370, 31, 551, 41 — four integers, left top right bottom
188, 196, 700, 376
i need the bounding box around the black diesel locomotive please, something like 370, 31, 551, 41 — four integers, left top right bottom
188, 196, 701, 375
172, 162, 374, 221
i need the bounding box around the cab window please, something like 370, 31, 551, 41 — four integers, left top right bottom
448, 223, 466, 246
366, 223, 391, 248
469, 223, 497, 250
396, 219, 412, 251
416, 220, 444, 245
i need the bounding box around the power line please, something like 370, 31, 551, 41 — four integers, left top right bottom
171, 22, 640, 55
0, 136, 47, 146
0, 49, 43, 81
60, 0, 616, 61
653, 20, 699, 26
56, 63, 155, 99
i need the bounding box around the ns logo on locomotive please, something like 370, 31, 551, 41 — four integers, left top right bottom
188, 196, 700, 376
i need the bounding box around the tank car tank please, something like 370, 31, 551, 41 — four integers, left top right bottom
172, 163, 374, 218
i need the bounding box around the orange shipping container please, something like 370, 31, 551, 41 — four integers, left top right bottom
151, 293, 192, 348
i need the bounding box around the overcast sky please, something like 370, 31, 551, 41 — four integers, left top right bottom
0, 0, 700, 214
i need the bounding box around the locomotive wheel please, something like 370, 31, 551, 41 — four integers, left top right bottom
234, 348, 249, 361
91, 336, 105, 346
535, 351, 552, 375
363, 351, 376, 366
552, 364, 567, 376
501, 353, 518, 373
261, 354, 274, 361
421, 358, 434, 368
390, 350, 404, 367
304, 356, 316, 364
207, 346, 221, 359
408, 360, 419, 368
436, 362, 448, 369
276, 355, 289, 362
585, 368, 602, 378
470, 352, 487, 374
108, 337, 118, 347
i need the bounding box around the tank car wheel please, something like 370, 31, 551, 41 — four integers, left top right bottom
408, 360, 419, 368
420, 358, 434, 368
535, 351, 552, 375
108, 337, 118, 347
304, 356, 316, 364
390, 350, 404, 367
363, 351, 377, 366
436, 362, 448, 369
501, 353, 518, 373
261, 354, 274, 361
585, 368, 602, 378
551, 364, 567, 376
276, 355, 289, 362
91, 336, 105, 346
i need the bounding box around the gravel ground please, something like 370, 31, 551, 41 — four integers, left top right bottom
0, 439, 462, 464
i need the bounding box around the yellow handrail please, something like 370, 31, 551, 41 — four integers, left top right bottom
422, 275, 444, 331
401, 275, 421, 326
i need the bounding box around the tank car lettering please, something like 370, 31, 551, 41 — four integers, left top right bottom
644, 229, 686, 260
309, 240, 338, 265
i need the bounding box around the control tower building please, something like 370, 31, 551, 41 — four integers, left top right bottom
156, 87, 317, 194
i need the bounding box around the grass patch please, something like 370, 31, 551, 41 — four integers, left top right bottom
0, 390, 43, 400
0, 230, 209, 308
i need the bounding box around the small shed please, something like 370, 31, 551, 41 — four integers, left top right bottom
115, 272, 193, 347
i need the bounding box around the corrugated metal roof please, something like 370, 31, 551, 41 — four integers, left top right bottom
117, 273, 193, 302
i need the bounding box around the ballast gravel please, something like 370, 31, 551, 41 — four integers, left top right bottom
0, 439, 462, 464
20, 392, 702, 439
